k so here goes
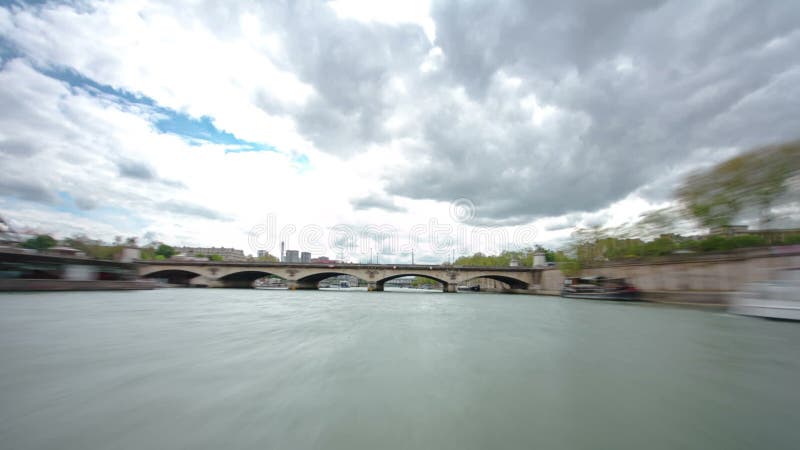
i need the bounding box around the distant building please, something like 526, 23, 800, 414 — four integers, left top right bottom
170, 254, 209, 262
119, 247, 141, 262
175, 246, 246, 261
284, 250, 299, 263
709, 225, 750, 236
708, 225, 800, 243
301, 252, 311, 263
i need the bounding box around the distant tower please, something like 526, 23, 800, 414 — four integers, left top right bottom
280, 241, 285, 262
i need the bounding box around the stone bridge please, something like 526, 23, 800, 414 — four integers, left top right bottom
138, 261, 543, 292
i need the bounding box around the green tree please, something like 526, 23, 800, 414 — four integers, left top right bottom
21, 234, 57, 250
208, 254, 223, 261
554, 251, 580, 276
410, 276, 440, 287
676, 141, 800, 228
454, 247, 556, 267
155, 244, 175, 259
256, 252, 279, 262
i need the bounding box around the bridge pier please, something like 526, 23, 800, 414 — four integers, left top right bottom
444, 283, 458, 293
287, 280, 318, 290
367, 282, 384, 292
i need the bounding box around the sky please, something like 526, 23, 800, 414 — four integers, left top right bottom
1, 0, 799, 263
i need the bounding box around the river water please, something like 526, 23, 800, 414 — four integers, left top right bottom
0, 288, 798, 450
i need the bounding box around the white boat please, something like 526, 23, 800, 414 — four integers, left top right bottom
729, 269, 800, 321
561, 276, 639, 301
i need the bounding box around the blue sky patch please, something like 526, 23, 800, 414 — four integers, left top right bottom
44, 67, 156, 108
293, 153, 311, 167
41, 66, 282, 153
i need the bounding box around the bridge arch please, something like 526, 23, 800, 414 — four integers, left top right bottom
376, 273, 450, 292
142, 269, 203, 285
296, 272, 368, 289
218, 270, 281, 282
218, 270, 284, 288
460, 274, 530, 290
377, 273, 448, 285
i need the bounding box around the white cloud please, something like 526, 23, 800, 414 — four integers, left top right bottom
1, 0, 798, 261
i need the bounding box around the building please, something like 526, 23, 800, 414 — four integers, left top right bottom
284, 250, 299, 263
175, 246, 246, 262
301, 251, 311, 263
709, 225, 750, 236
708, 225, 800, 243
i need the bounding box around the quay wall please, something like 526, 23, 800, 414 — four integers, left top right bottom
538, 246, 800, 305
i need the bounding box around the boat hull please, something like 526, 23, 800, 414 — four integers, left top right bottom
560, 290, 639, 301
729, 303, 800, 321
728, 271, 800, 321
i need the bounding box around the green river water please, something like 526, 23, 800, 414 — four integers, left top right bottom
0, 288, 798, 449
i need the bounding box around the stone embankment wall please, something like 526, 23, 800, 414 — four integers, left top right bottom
538, 246, 800, 305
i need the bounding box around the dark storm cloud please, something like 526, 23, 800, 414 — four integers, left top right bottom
379, 0, 800, 223
351, 194, 407, 213
0, 176, 57, 204
251, 2, 431, 156
0, 139, 39, 157
158, 200, 230, 221
246, 0, 799, 224
116, 159, 185, 188
117, 159, 155, 180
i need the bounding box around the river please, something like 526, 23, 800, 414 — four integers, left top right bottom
0, 288, 798, 450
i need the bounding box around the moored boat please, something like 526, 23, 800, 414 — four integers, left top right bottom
729, 268, 800, 321
561, 276, 639, 300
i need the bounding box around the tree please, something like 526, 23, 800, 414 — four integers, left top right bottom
155, 244, 175, 259
256, 252, 279, 262
410, 276, 440, 287
676, 141, 800, 228
454, 247, 555, 267
21, 234, 57, 250
208, 254, 223, 261
554, 251, 581, 276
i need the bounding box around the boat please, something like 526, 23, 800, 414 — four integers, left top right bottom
339, 280, 350, 288
729, 269, 800, 321
457, 285, 480, 292
560, 276, 639, 300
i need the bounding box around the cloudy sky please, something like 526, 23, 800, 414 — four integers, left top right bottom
1, 0, 798, 262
